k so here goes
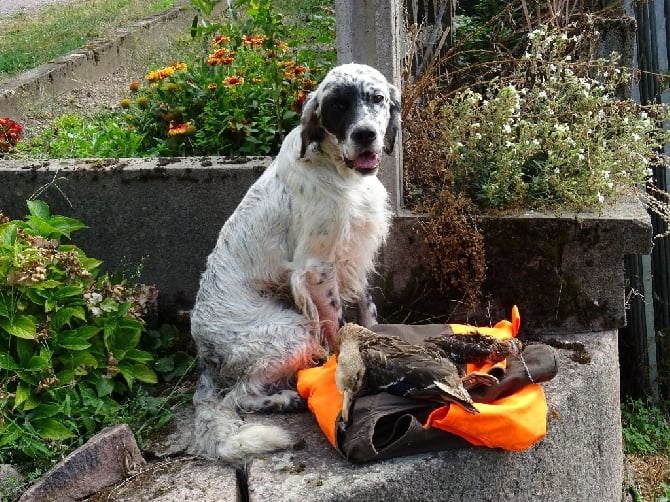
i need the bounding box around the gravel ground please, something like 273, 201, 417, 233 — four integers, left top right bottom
0, 0, 77, 16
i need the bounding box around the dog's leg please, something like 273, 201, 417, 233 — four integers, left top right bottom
221, 332, 325, 412
357, 290, 378, 328
304, 263, 343, 351
291, 260, 343, 351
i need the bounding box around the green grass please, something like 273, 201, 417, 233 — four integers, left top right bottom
0, 0, 180, 80
622, 398, 670, 456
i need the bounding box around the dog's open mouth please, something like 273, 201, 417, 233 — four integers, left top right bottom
345, 151, 380, 174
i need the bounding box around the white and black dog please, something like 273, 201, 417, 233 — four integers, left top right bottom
190, 63, 401, 465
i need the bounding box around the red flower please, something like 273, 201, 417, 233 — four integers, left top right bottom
224, 76, 245, 86
0, 117, 24, 152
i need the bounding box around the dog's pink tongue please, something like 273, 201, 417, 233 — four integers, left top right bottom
353, 152, 379, 170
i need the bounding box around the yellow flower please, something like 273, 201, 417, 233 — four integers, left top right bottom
208, 83, 218, 92
145, 62, 186, 81
146, 67, 174, 81
119, 98, 132, 109
136, 96, 149, 109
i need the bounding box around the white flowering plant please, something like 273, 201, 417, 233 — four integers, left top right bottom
405, 25, 670, 212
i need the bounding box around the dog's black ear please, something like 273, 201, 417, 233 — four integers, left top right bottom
300, 93, 324, 158
383, 83, 401, 154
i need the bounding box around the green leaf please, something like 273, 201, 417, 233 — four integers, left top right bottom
29, 403, 60, 419
51, 306, 86, 330
16, 338, 37, 367
1, 224, 17, 245
154, 356, 175, 374
46, 216, 87, 238
72, 325, 102, 340
118, 363, 135, 390
19, 436, 51, 458
33, 418, 75, 440
27, 200, 50, 220
13, 382, 31, 409
95, 377, 115, 397
58, 350, 98, 373
0, 423, 23, 446
57, 333, 91, 351
54, 285, 85, 300
131, 363, 158, 384
0, 316, 36, 339
124, 349, 153, 363
26, 354, 49, 371
0, 353, 17, 370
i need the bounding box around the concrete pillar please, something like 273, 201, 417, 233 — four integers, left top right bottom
335, 0, 404, 213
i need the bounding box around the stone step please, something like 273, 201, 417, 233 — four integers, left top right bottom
92, 330, 620, 501
245, 330, 622, 502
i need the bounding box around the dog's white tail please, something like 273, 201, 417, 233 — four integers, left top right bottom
192, 374, 294, 466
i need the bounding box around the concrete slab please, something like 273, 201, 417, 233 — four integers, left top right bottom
97, 457, 239, 502
246, 331, 622, 502
0, 157, 271, 318
1, 161, 651, 334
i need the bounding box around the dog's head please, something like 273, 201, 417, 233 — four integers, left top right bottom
300, 63, 401, 176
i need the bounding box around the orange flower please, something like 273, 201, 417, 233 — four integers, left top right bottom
146, 62, 187, 81
302, 78, 317, 91
242, 34, 268, 48
292, 91, 307, 113
168, 122, 196, 137
208, 48, 236, 66
211, 35, 231, 47
208, 82, 218, 92
224, 76, 245, 86
129, 81, 141, 91
284, 63, 307, 79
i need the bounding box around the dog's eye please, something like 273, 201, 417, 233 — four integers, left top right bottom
371, 94, 385, 104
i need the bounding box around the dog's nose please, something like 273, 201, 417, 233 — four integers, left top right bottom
351, 127, 377, 145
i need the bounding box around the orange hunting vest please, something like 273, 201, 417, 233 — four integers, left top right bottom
296, 306, 548, 452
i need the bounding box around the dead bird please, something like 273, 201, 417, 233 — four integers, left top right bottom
426, 330, 523, 366
334, 323, 498, 424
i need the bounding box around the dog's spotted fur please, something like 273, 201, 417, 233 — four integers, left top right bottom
190, 64, 400, 465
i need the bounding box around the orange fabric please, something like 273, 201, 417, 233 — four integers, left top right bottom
296, 306, 547, 451
297, 355, 341, 447
424, 383, 547, 451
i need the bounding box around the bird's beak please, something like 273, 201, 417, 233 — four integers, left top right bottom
341, 390, 353, 424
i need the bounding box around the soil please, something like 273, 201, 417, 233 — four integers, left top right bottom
0, 0, 77, 17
